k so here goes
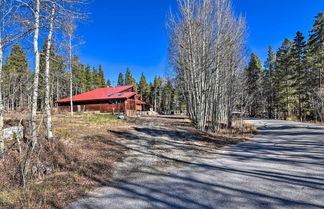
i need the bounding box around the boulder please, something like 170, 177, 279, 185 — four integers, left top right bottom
117, 115, 126, 120
3, 126, 24, 139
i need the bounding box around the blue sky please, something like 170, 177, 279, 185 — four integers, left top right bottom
77, 0, 323, 84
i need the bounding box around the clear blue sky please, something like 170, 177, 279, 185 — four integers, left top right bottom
77, 0, 323, 84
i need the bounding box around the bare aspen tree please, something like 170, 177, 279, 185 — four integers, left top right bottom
30, 0, 40, 148
168, 0, 246, 132
0, 0, 14, 157
44, 1, 56, 141
0, 0, 32, 157
60, 1, 88, 117
21, 0, 41, 183
0, 31, 3, 158
65, 22, 76, 117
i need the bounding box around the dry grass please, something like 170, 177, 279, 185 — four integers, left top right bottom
0, 112, 129, 209
131, 116, 257, 151
0, 113, 256, 209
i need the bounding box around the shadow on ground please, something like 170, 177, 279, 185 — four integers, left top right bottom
65, 119, 324, 209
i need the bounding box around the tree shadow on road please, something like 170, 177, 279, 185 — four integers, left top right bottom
65, 120, 324, 209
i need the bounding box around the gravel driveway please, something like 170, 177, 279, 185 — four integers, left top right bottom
66, 118, 324, 209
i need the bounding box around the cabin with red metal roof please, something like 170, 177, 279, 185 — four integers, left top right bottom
55, 85, 148, 114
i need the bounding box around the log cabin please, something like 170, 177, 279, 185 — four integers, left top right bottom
55, 85, 148, 114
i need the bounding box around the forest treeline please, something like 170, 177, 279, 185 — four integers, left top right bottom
245, 12, 323, 122
168, 0, 323, 132
0, 0, 322, 189
0, 0, 184, 190
3, 42, 181, 113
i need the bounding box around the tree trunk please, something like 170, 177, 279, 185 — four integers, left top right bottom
69, 34, 73, 117
24, 0, 40, 183
44, 3, 56, 141
0, 42, 4, 158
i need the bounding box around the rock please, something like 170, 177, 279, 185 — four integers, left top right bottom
44, 167, 53, 175
118, 115, 126, 120
3, 126, 24, 139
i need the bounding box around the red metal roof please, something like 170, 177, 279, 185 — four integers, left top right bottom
108, 92, 136, 99
55, 85, 135, 103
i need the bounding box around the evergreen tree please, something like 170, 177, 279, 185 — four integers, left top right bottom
6, 43, 29, 77
263, 46, 276, 118
106, 79, 112, 87
4, 43, 29, 108
307, 12, 324, 88
98, 65, 106, 88
153, 76, 163, 112
92, 67, 99, 88
161, 78, 175, 113
125, 68, 136, 85
117, 72, 124, 86
138, 73, 150, 101
245, 53, 263, 117
306, 12, 324, 120
274, 38, 293, 119
84, 65, 93, 91
72, 56, 85, 94
291, 31, 307, 120
148, 82, 154, 104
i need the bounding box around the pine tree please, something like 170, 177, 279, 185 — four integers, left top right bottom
291, 31, 306, 120
92, 67, 98, 88
274, 38, 293, 119
264, 46, 276, 118
117, 72, 124, 86
4, 43, 29, 109
84, 65, 93, 91
138, 73, 150, 101
245, 53, 263, 117
125, 68, 136, 85
106, 79, 112, 87
307, 12, 324, 88
153, 76, 163, 112
161, 79, 175, 113
98, 65, 106, 88
307, 12, 324, 121
72, 56, 85, 94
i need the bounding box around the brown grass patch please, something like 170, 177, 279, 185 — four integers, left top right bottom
0, 113, 256, 208
0, 112, 129, 209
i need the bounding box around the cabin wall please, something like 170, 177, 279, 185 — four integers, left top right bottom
58, 99, 138, 113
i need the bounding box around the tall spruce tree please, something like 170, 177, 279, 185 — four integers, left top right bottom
264, 46, 276, 118
84, 65, 93, 91
245, 53, 263, 117
307, 12, 324, 121
117, 72, 124, 86
125, 68, 136, 85
307, 12, 324, 88
4, 43, 29, 109
106, 79, 112, 87
98, 65, 106, 88
291, 31, 307, 120
72, 55, 85, 94
161, 78, 175, 113
138, 73, 150, 101
92, 67, 99, 88
274, 38, 293, 119
153, 76, 163, 112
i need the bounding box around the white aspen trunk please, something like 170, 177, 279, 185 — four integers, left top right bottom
44, 3, 56, 141
30, 0, 40, 146
0, 42, 4, 157
69, 34, 73, 116
24, 0, 40, 183
154, 87, 156, 111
